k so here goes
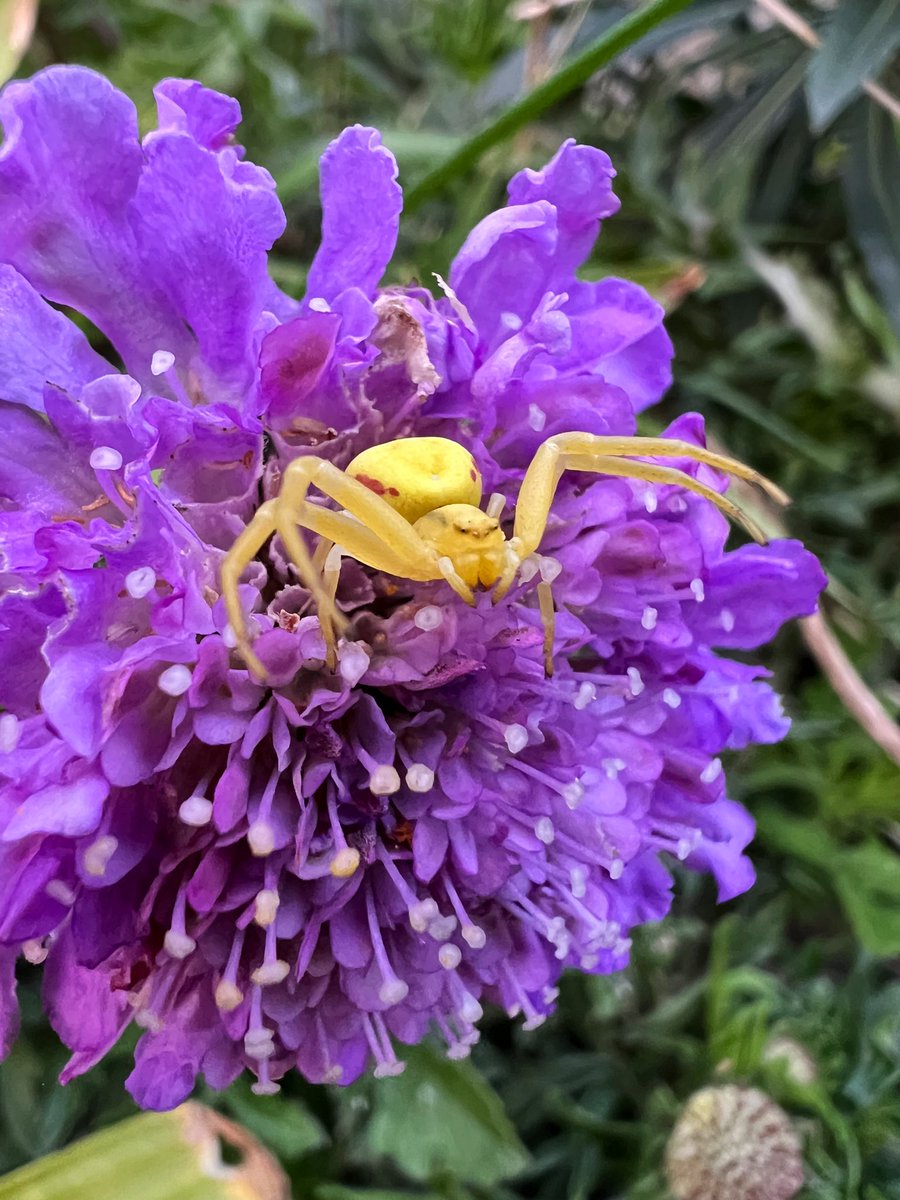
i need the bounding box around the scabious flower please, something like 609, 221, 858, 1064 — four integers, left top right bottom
0, 67, 825, 1108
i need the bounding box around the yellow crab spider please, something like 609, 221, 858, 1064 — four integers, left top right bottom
221, 433, 788, 680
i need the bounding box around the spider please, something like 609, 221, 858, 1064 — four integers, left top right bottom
222, 433, 787, 680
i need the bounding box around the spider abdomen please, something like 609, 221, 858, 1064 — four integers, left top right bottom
347, 436, 482, 524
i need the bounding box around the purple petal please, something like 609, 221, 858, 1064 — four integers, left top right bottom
304, 126, 402, 305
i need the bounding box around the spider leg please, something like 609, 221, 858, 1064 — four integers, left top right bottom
514, 433, 781, 556
321, 543, 342, 671
221, 499, 279, 680
537, 580, 555, 678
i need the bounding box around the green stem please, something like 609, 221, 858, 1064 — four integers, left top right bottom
404, 0, 698, 211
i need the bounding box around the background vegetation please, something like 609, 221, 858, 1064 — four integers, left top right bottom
2, 1, 899, 1196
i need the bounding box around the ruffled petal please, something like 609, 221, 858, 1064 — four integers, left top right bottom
304, 126, 402, 305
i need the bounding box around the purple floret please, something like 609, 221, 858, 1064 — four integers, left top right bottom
0, 67, 826, 1107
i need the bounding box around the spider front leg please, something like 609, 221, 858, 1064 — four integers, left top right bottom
514, 432, 788, 557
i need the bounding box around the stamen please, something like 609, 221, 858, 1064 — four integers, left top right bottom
0, 713, 20, 754
527, 403, 546, 432
178, 795, 213, 826
330, 846, 360, 878
23, 938, 48, 964
405, 762, 434, 792
534, 817, 555, 845
253, 888, 280, 927
45, 879, 76, 906
247, 821, 275, 857
538, 555, 562, 583
442, 874, 486, 950
150, 350, 176, 376
518, 556, 540, 583
369, 765, 401, 795
158, 664, 192, 697
439, 943, 462, 969
574, 682, 596, 710
700, 757, 723, 784
83, 834, 118, 878
376, 847, 437, 930
125, 566, 157, 599
720, 608, 736, 632
503, 723, 529, 754
644, 488, 658, 514
690, 577, 706, 602
641, 606, 658, 631
89, 445, 123, 472
365, 885, 409, 1006
414, 605, 443, 631
428, 914, 458, 942
251, 960, 290, 986
486, 493, 506, 520
627, 666, 644, 697
663, 688, 681, 709
164, 929, 196, 959
563, 780, 584, 809
215, 980, 244, 1012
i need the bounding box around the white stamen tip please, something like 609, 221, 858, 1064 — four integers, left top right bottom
428, 914, 458, 942
244, 1030, 276, 1060
570, 867, 587, 899
458, 992, 483, 1024
83, 834, 118, 877
462, 924, 486, 949
439, 943, 462, 970
627, 666, 644, 697
158, 664, 192, 697
574, 682, 596, 710
222, 623, 238, 648
215, 981, 244, 1012
251, 959, 290, 986
486, 492, 506, 520
178, 796, 213, 827
0, 713, 20, 754
308, 296, 330, 313
253, 889, 280, 926
535, 816, 555, 845
527, 403, 546, 432
538, 555, 562, 584
151, 350, 175, 376
518, 556, 540, 584
247, 821, 275, 857
720, 608, 736, 632
414, 605, 444, 631
700, 757, 723, 784
405, 763, 435, 793
164, 929, 197, 959
663, 688, 681, 709
46, 879, 76, 906
125, 566, 157, 599
330, 847, 360, 878
378, 979, 409, 1006
609, 858, 624, 880
323, 1065, 344, 1084
641, 606, 658, 631
374, 1060, 407, 1078
676, 838, 693, 861
369, 765, 401, 796
408, 898, 439, 932
644, 488, 658, 514
690, 577, 706, 603
503, 723, 529, 754
251, 1079, 281, 1096
563, 780, 584, 809
23, 939, 48, 965
89, 445, 123, 472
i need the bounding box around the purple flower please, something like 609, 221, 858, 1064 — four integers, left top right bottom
0, 67, 826, 1107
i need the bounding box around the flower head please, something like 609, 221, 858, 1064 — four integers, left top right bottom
665, 1085, 805, 1200
0, 68, 826, 1107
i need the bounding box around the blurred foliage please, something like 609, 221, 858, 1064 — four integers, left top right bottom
4, 0, 900, 1197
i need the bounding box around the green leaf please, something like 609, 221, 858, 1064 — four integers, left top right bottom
0, 1105, 287, 1200
842, 101, 900, 335
223, 1077, 328, 1161
806, 0, 900, 130
404, 0, 698, 209
757, 809, 900, 955
363, 1044, 529, 1186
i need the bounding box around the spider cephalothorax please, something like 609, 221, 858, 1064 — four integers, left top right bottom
222, 433, 787, 679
